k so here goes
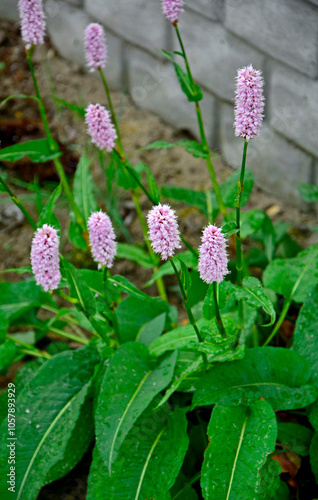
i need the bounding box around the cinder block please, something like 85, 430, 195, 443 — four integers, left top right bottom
187, 0, 225, 21
45, 1, 123, 89
64, 0, 83, 6
177, 9, 264, 102
85, 0, 168, 55
225, 0, 318, 78
127, 46, 218, 144
0, 0, 19, 22
220, 103, 313, 205
269, 63, 318, 158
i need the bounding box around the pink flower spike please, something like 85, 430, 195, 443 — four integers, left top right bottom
31, 224, 61, 292
85, 104, 117, 152
147, 203, 181, 261
198, 225, 229, 284
162, 0, 184, 24
85, 23, 107, 72
19, 0, 46, 47
88, 211, 117, 269
234, 65, 265, 141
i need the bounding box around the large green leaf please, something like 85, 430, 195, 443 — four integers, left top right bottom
0, 345, 100, 500
0, 139, 60, 163
73, 152, 98, 223
161, 185, 214, 217
263, 245, 318, 303
149, 318, 208, 357
258, 458, 282, 500
201, 401, 277, 500
0, 280, 49, 323
88, 406, 189, 500
136, 313, 166, 346
232, 277, 276, 326
0, 339, 18, 374
63, 260, 97, 317
293, 285, 318, 387
240, 209, 266, 239
193, 347, 317, 410
146, 251, 198, 287
95, 342, 177, 473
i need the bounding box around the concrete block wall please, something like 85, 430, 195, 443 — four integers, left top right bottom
2, 0, 318, 205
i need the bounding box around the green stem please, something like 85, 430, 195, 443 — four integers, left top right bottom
213, 282, 227, 338
7, 335, 51, 359
99, 73, 168, 302
99, 68, 124, 157
174, 25, 227, 221
263, 298, 291, 347
170, 258, 208, 367
235, 139, 248, 332
25, 47, 86, 233
0, 177, 37, 230
49, 326, 89, 344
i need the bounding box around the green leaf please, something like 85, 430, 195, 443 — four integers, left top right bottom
162, 185, 210, 215
0, 94, 38, 108
222, 220, 239, 238
0, 339, 17, 374
241, 209, 266, 239
258, 457, 282, 500
193, 347, 317, 410
310, 433, 318, 482
299, 183, 318, 203
221, 169, 254, 208
52, 96, 86, 117
203, 282, 227, 320
149, 318, 208, 357
201, 401, 277, 500
233, 277, 276, 326
63, 260, 96, 317
277, 422, 313, 456
146, 251, 198, 287
293, 285, 318, 387
136, 313, 166, 346
1, 345, 100, 500
116, 243, 153, 268
176, 257, 192, 291
174, 62, 204, 102
37, 183, 62, 230
263, 245, 318, 303
73, 152, 98, 223
88, 406, 189, 500
0, 280, 49, 323
95, 342, 177, 473
0, 139, 60, 163
144, 140, 209, 159
117, 296, 169, 342
68, 219, 87, 249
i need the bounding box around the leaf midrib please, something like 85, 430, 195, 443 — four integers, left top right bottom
108, 370, 152, 474
225, 417, 248, 500
16, 391, 80, 500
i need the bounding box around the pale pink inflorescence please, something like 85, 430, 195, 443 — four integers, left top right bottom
85, 23, 107, 72
147, 203, 181, 261
88, 211, 117, 269
198, 225, 229, 284
234, 65, 264, 141
31, 224, 61, 292
85, 104, 117, 152
19, 0, 46, 47
162, 0, 184, 23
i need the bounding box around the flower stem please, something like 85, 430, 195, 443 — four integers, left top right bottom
25, 46, 86, 234
98, 71, 168, 302
174, 25, 227, 221
212, 282, 227, 338
7, 335, 51, 359
170, 257, 208, 368
49, 326, 89, 345
236, 139, 248, 332
102, 266, 122, 343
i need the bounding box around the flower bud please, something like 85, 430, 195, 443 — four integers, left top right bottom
162, 0, 184, 24
234, 65, 264, 141
85, 23, 107, 72
31, 224, 61, 292
198, 225, 229, 284
88, 211, 117, 269
19, 0, 46, 47
147, 203, 181, 260
85, 104, 117, 152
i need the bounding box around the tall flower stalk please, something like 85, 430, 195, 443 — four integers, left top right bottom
18, 0, 86, 235
169, 20, 227, 220
85, 23, 168, 302
234, 65, 264, 332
